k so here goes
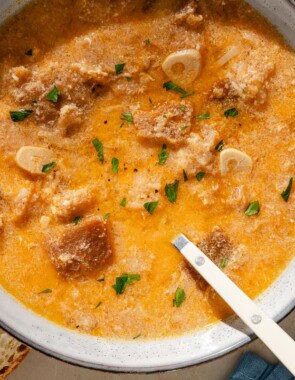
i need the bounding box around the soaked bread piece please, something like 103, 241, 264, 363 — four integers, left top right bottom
50, 187, 96, 222
185, 227, 246, 290
133, 101, 193, 146
198, 226, 232, 264
209, 78, 239, 101
44, 216, 113, 279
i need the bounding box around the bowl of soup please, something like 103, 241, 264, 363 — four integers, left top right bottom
0, 0, 294, 372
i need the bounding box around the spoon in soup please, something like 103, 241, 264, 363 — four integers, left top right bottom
173, 234, 295, 376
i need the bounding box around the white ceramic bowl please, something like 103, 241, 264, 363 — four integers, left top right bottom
0, 0, 294, 373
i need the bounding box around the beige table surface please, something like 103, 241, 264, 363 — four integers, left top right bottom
10, 311, 294, 380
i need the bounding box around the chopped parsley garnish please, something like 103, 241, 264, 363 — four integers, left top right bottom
92, 138, 104, 163
180, 91, 195, 98
112, 274, 141, 294
195, 113, 210, 119
224, 108, 238, 118
73, 216, 82, 225
115, 63, 125, 75
219, 258, 229, 268
215, 140, 224, 152
158, 144, 169, 165
144, 38, 151, 45
133, 334, 141, 339
112, 157, 119, 173
126, 76, 132, 81
95, 301, 102, 309
180, 125, 189, 130
120, 112, 133, 124
38, 288, 52, 294
97, 276, 105, 282
103, 213, 110, 220
165, 180, 179, 203
173, 287, 185, 307
149, 97, 154, 105
144, 201, 159, 215
183, 169, 188, 182
10, 109, 33, 122
245, 201, 260, 216
120, 197, 127, 207
180, 105, 186, 112
42, 161, 56, 173
25, 48, 33, 56
196, 172, 205, 181
281, 177, 293, 202
46, 86, 60, 103
163, 81, 193, 98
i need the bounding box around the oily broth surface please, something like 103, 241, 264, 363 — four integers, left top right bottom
0, 0, 294, 339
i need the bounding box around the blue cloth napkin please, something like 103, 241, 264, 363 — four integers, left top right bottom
229, 352, 294, 380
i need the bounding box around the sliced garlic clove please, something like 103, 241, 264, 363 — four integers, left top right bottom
16, 146, 54, 174
220, 148, 252, 175
217, 46, 238, 67
162, 48, 201, 86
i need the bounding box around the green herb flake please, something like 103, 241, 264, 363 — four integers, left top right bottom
120, 112, 133, 124
115, 63, 125, 75
196, 172, 205, 181
195, 113, 210, 119
245, 201, 260, 216
144, 38, 151, 45
183, 169, 188, 182
112, 274, 141, 294
92, 138, 104, 163
144, 201, 159, 215
133, 334, 141, 339
103, 213, 110, 220
73, 216, 82, 225
158, 144, 169, 165
180, 125, 189, 130
97, 276, 105, 282
165, 180, 179, 203
120, 197, 127, 207
163, 81, 192, 98
215, 140, 224, 152
42, 161, 56, 173
95, 301, 102, 309
126, 76, 132, 82
25, 48, 33, 56
180, 105, 186, 112
38, 288, 52, 294
10, 109, 33, 122
180, 91, 195, 99
219, 258, 229, 268
281, 177, 293, 202
112, 157, 119, 173
46, 86, 60, 103
173, 287, 185, 307
224, 108, 238, 118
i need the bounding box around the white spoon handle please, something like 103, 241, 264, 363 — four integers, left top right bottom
173, 234, 295, 375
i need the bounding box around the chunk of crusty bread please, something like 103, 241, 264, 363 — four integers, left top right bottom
44, 216, 113, 279
0, 329, 29, 379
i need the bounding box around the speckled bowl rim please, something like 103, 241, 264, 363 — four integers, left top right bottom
0, 0, 294, 373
